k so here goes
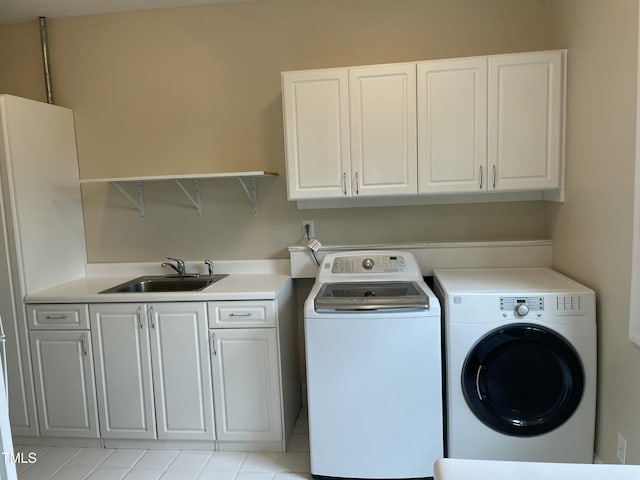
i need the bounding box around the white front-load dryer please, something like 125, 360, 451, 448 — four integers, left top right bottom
434, 267, 596, 463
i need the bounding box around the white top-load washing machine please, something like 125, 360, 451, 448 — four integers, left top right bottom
434, 267, 596, 464
305, 251, 443, 479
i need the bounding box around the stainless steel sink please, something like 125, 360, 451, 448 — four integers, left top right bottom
99, 274, 228, 294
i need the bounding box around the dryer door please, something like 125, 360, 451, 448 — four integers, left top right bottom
462, 324, 584, 437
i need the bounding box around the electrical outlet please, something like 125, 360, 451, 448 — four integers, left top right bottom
617, 432, 627, 464
302, 220, 315, 240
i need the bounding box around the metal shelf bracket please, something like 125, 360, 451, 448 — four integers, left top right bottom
174, 179, 202, 217
238, 177, 258, 216
111, 181, 145, 219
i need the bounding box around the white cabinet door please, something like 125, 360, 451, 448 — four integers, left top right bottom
349, 64, 417, 196
210, 328, 282, 443
29, 330, 99, 438
148, 303, 214, 441
90, 304, 156, 440
282, 68, 351, 199
417, 57, 488, 193
488, 50, 564, 191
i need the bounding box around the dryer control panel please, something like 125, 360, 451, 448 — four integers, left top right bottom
499, 295, 589, 318
500, 297, 544, 317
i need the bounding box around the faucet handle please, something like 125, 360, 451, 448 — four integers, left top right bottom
204, 260, 213, 276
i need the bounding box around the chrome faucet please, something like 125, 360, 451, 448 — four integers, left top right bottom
162, 256, 186, 276
204, 259, 213, 276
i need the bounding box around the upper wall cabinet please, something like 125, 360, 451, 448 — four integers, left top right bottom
282, 64, 417, 200
417, 57, 488, 194
488, 51, 564, 192
282, 50, 565, 202
281, 68, 351, 199
418, 50, 564, 194
349, 64, 417, 197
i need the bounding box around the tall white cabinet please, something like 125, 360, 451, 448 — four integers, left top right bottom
0, 95, 87, 437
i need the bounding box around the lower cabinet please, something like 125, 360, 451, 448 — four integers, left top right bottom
29, 332, 99, 438
90, 302, 215, 441
210, 328, 282, 443
24, 285, 299, 451
149, 303, 215, 441
27, 304, 99, 438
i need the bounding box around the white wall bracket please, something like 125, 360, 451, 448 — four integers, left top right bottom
238, 177, 258, 216
174, 179, 202, 217
110, 181, 145, 219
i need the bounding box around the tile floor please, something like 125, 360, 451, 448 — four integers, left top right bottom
14, 411, 310, 480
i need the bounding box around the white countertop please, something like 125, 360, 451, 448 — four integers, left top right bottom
24, 260, 292, 303
25, 274, 291, 303
434, 459, 640, 480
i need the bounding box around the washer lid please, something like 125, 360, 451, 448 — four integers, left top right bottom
314, 281, 429, 312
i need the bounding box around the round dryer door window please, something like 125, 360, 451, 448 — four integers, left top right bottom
462, 324, 584, 437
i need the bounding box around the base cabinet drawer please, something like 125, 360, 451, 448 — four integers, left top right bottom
208, 301, 276, 328
28, 304, 90, 330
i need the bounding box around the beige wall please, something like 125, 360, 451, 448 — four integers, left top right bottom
0, 0, 552, 262
548, 0, 640, 464
0, 21, 44, 102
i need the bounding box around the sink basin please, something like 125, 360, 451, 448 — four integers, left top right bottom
99, 274, 228, 294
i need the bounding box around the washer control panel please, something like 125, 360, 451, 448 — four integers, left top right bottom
330, 255, 407, 274
500, 297, 544, 317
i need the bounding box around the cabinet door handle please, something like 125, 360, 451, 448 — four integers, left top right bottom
45, 315, 67, 320
342, 172, 347, 195
229, 312, 251, 317
354, 172, 360, 195
80, 334, 87, 356
136, 306, 143, 329
148, 306, 155, 329
479, 165, 483, 190
492, 164, 496, 189
210, 332, 217, 355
